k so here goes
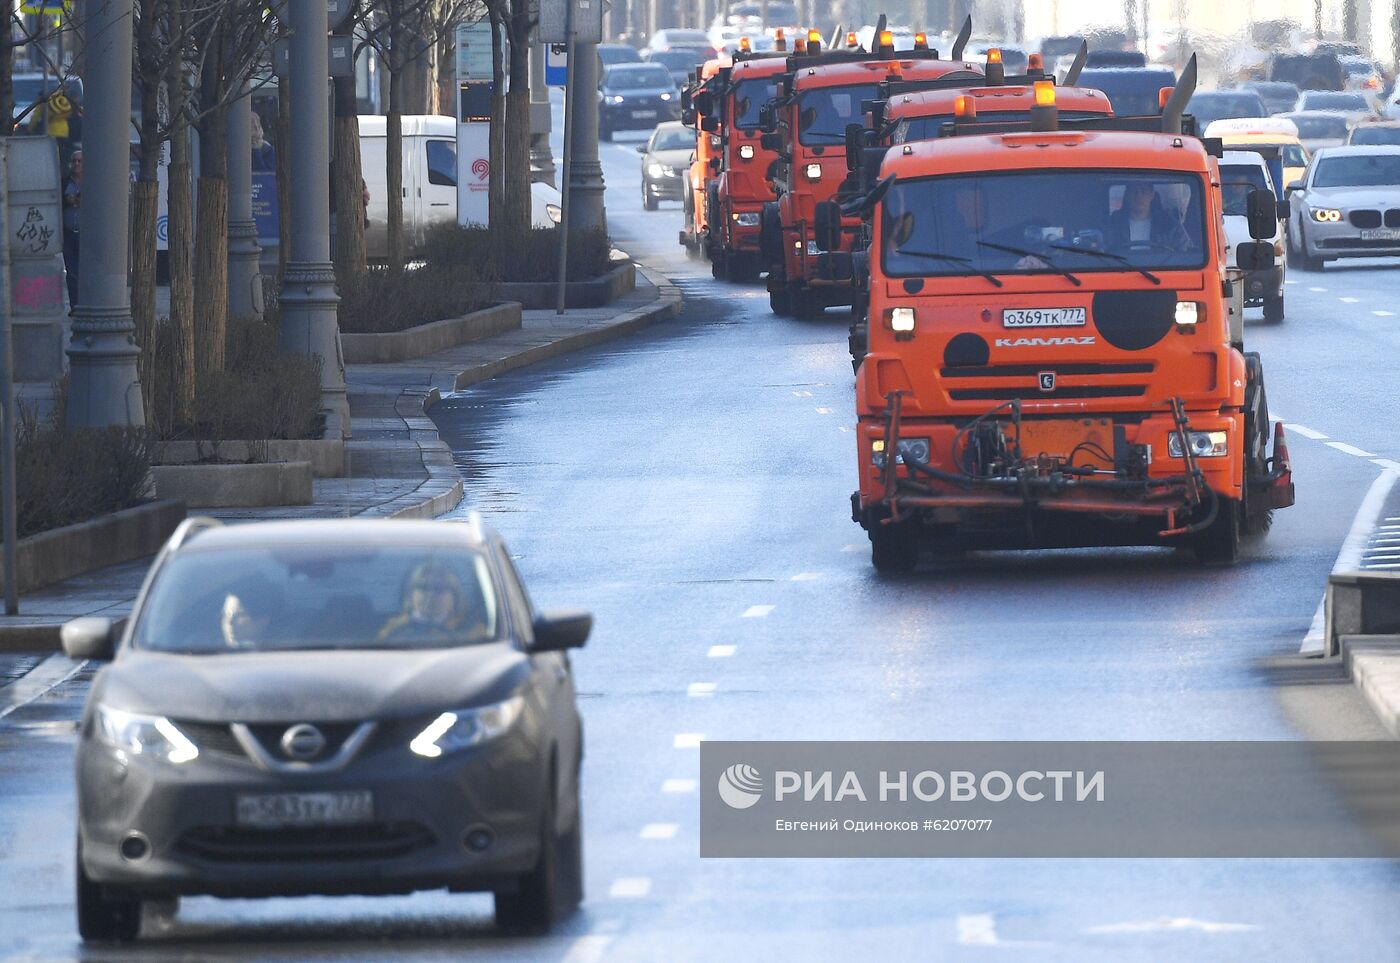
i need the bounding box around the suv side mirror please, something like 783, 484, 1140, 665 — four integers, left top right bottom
532, 611, 592, 651
681, 108, 697, 126
1236, 240, 1276, 271
1246, 189, 1277, 240
635, 142, 648, 153
813, 200, 842, 251
61, 617, 117, 661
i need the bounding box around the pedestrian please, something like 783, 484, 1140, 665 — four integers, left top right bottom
62, 149, 82, 309
250, 111, 276, 172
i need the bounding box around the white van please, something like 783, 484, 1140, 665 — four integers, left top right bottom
1219, 149, 1286, 322
359, 115, 561, 260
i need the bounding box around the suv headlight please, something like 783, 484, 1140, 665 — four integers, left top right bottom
606, 95, 625, 105
1167, 430, 1228, 458
409, 696, 525, 758
647, 163, 666, 178
95, 704, 199, 764
1311, 208, 1342, 223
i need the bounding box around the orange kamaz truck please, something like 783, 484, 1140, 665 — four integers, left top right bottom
758, 27, 982, 317
680, 56, 729, 258
846, 62, 1295, 571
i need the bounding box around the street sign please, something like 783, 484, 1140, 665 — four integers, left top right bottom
545, 44, 567, 86
18, 2, 66, 15
539, 0, 603, 45
328, 35, 354, 78
455, 21, 495, 83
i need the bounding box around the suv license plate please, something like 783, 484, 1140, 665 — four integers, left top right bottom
235, 791, 373, 828
1360, 228, 1400, 241
1003, 307, 1087, 328
631, 110, 657, 119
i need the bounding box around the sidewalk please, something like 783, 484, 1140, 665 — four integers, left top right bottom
0, 263, 681, 652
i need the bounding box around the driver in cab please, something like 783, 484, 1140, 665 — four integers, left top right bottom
1105, 181, 1192, 252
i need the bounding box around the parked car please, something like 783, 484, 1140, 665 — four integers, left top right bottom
1269, 52, 1347, 92
66, 516, 592, 942
1219, 150, 1286, 320
597, 63, 680, 142
1186, 89, 1267, 129
1348, 121, 1400, 146
1276, 110, 1353, 152
1295, 89, 1377, 125
1286, 145, 1400, 270
638, 121, 693, 210
360, 115, 561, 260
644, 48, 708, 88
1241, 79, 1301, 116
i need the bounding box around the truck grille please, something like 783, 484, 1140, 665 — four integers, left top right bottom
940, 362, 1153, 378
949, 385, 1147, 401
942, 361, 1153, 402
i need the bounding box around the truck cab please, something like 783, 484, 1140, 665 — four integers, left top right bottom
680, 57, 729, 257
851, 80, 1294, 571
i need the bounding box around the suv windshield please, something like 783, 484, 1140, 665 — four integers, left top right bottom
798, 84, 877, 145
132, 546, 500, 653
732, 78, 777, 129
1220, 164, 1271, 216
1313, 154, 1400, 188
881, 170, 1207, 277
606, 66, 674, 90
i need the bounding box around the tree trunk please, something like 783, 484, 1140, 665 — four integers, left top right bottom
503, 2, 532, 250
488, 11, 506, 229
167, 122, 196, 424
277, 79, 292, 288
130, 181, 159, 405
194, 83, 230, 377
387, 46, 407, 273
332, 67, 367, 288
0, 23, 13, 129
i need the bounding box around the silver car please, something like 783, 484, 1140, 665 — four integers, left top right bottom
1286, 145, 1400, 270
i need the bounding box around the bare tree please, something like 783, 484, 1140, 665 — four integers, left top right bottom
332, 14, 366, 288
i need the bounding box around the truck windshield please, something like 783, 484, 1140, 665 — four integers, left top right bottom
1312, 154, 1400, 188
798, 84, 878, 145
732, 79, 777, 129
881, 170, 1208, 278
894, 111, 1106, 143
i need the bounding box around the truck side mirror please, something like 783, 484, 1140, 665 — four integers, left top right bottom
61, 617, 117, 661
682, 108, 697, 126
760, 132, 782, 152
1236, 240, 1275, 271
845, 123, 865, 171
1276, 198, 1289, 220
1246, 189, 1277, 240
813, 201, 842, 251
701, 116, 720, 133
758, 103, 776, 133
693, 91, 713, 115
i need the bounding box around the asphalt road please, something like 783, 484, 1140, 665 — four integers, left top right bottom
3, 101, 1400, 960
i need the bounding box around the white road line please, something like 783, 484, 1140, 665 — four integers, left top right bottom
791, 572, 819, 581
687, 682, 717, 697
708, 644, 737, 657
1375, 310, 1397, 317
838, 425, 853, 433
1283, 423, 1328, 440
1308, 286, 1328, 292
673, 733, 704, 748
792, 390, 813, 397
1327, 441, 1377, 458
1340, 296, 1360, 303
957, 914, 1000, 945
1371, 458, 1400, 473
562, 936, 614, 963
639, 822, 679, 840
1085, 917, 1258, 934
0, 655, 84, 721
608, 877, 652, 898
662, 778, 697, 793
815, 406, 834, 415
840, 544, 863, 552
742, 604, 775, 618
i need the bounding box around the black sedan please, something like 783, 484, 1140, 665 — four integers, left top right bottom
65, 515, 590, 941
598, 63, 680, 141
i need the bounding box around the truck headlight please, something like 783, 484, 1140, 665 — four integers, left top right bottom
1167, 430, 1228, 458
739, 144, 755, 159
409, 696, 525, 758
95, 704, 199, 765
872, 437, 931, 467
805, 162, 822, 181
889, 306, 915, 332
734, 212, 761, 226
1311, 208, 1342, 223
1174, 300, 1199, 326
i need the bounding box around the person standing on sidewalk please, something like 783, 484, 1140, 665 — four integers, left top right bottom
62, 150, 82, 309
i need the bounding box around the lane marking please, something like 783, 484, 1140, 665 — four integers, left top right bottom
1327, 441, 1377, 458
815, 406, 834, 415
563, 936, 614, 963
1283, 423, 1328, 440
1085, 917, 1258, 934
957, 914, 1000, 945
1371, 458, 1400, 473
1308, 286, 1328, 292
673, 732, 704, 748
662, 778, 697, 793
838, 425, 853, 433
687, 682, 717, 697
791, 572, 819, 581
742, 604, 775, 618
640, 822, 679, 840
0, 654, 84, 721
609, 877, 652, 898
1340, 296, 1360, 303
708, 644, 737, 657
792, 390, 812, 397
1374, 310, 1396, 317
841, 544, 863, 553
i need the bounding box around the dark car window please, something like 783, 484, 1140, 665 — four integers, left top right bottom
1187, 93, 1266, 128
648, 50, 702, 71
797, 84, 877, 145
649, 126, 693, 151
598, 45, 641, 67
606, 66, 675, 90
132, 546, 502, 653
1220, 164, 1271, 215
896, 110, 1106, 143
1350, 126, 1400, 146
495, 549, 536, 643
1290, 114, 1350, 139
1076, 69, 1176, 117
1313, 154, 1400, 188
426, 139, 456, 187
1300, 92, 1370, 111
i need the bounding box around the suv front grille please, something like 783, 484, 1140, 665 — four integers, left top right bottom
1349, 209, 1382, 228
178, 823, 436, 863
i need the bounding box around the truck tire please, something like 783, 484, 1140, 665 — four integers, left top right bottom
769, 282, 792, 316
759, 202, 784, 267
1242, 353, 1273, 535
1263, 290, 1284, 323
1193, 494, 1241, 565
870, 521, 919, 574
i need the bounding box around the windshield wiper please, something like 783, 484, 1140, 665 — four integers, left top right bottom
977, 241, 1082, 286
895, 249, 1004, 287
1048, 243, 1161, 285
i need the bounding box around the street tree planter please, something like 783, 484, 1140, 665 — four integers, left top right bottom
150, 462, 314, 508
340, 301, 522, 364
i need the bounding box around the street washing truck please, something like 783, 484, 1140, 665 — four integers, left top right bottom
680, 56, 730, 258
846, 59, 1296, 571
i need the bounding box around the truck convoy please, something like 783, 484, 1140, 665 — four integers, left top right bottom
843, 60, 1295, 570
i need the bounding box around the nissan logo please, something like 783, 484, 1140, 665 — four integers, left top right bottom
280, 724, 326, 760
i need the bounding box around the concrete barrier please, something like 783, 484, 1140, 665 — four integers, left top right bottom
1326, 470, 1400, 656
150, 462, 314, 508
5, 500, 186, 595
341, 301, 522, 364
494, 260, 636, 310
155, 438, 348, 478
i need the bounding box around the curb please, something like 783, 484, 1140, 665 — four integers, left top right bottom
1342, 635, 1400, 738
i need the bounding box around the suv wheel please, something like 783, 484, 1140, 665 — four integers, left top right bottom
76, 839, 141, 943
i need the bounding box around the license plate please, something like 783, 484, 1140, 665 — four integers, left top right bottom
1003, 307, 1087, 328
1360, 228, 1400, 241
235, 791, 373, 828
631, 110, 657, 119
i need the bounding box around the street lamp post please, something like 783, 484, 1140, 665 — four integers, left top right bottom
65, 0, 144, 428
278, 0, 349, 438
566, 33, 607, 235
227, 84, 263, 323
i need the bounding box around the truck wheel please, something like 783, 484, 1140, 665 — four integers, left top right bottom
792, 285, 821, 319
1242, 353, 1274, 536
1263, 291, 1284, 323
1193, 495, 1241, 565
769, 283, 792, 316
870, 522, 919, 574
76, 839, 142, 942
711, 251, 728, 281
